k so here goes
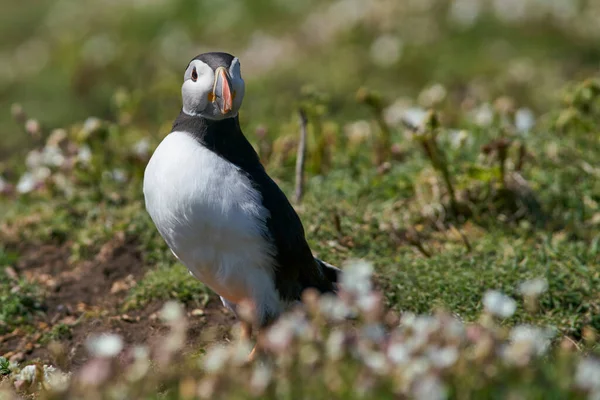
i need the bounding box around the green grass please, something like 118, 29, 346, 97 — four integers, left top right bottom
124, 264, 211, 311
0, 248, 44, 335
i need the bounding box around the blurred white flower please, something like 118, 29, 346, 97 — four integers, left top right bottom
448, 0, 481, 27
78, 145, 93, 164
418, 83, 447, 107
383, 98, 412, 127
43, 365, 71, 392
344, 120, 372, 144
404, 357, 431, 385
427, 346, 459, 369
509, 325, 554, 356
341, 260, 373, 295
26, 150, 43, 169
318, 295, 352, 321
413, 375, 447, 400
160, 301, 184, 323
16, 365, 38, 382
492, 0, 527, 22
518, 277, 548, 298
133, 138, 151, 159
362, 350, 388, 374
370, 34, 403, 67
86, 333, 123, 358
16, 172, 37, 194
326, 329, 345, 361
387, 342, 410, 365
42, 146, 65, 167
402, 107, 429, 129
126, 345, 150, 382
202, 346, 229, 373
83, 117, 102, 134
471, 103, 494, 127
265, 318, 295, 352
447, 130, 470, 149
515, 108, 535, 134
0, 175, 9, 193
25, 119, 41, 137
250, 363, 272, 394
483, 290, 516, 318
111, 168, 127, 183
575, 358, 600, 391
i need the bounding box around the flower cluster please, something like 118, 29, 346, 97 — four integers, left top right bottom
0, 261, 596, 399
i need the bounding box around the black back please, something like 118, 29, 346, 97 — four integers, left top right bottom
172, 112, 336, 314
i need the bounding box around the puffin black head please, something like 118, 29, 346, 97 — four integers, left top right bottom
182, 52, 245, 120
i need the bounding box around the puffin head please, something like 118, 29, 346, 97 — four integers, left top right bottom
181, 52, 245, 120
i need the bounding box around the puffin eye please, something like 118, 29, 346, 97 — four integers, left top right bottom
191, 67, 198, 82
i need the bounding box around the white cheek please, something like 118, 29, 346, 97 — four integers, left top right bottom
182, 72, 214, 115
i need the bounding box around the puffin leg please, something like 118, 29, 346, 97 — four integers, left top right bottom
240, 320, 252, 341
247, 331, 263, 362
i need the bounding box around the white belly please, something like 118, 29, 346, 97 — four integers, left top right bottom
143, 131, 279, 314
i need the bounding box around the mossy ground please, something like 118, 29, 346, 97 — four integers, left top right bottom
0, 0, 599, 397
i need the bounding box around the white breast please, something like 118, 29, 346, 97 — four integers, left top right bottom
143, 131, 281, 321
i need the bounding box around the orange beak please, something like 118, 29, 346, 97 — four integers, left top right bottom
214, 67, 233, 115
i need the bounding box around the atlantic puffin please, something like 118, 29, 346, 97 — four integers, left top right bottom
143, 52, 340, 358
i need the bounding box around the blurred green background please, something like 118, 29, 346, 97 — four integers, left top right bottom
2, 0, 599, 160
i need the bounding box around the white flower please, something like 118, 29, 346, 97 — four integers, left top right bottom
0, 175, 8, 193
16, 365, 38, 382
471, 103, 494, 127
370, 34, 403, 67
43, 365, 71, 392
383, 98, 411, 127
344, 120, 372, 143
427, 346, 459, 369
509, 325, 554, 356
326, 330, 345, 361
25, 150, 43, 169
418, 83, 447, 107
132, 138, 151, 159
515, 108, 535, 134
412, 375, 447, 400
202, 346, 229, 373
85, 333, 123, 357
160, 301, 184, 323
483, 290, 517, 318
42, 145, 65, 167
318, 295, 352, 321
77, 145, 92, 164
83, 117, 102, 134
402, 107, 428, 129
340, 260, 373, 296
25, 119, 41, 136
16, 172, 37, 194
448, 0, 481, 27
264, 318, 295, 352
250, 363, 272, 394
518, 278, 548, 297
111, 168, 127, 183
575, 358, 600, 391
362, 350, 388, 374
387, 342, 410, 365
